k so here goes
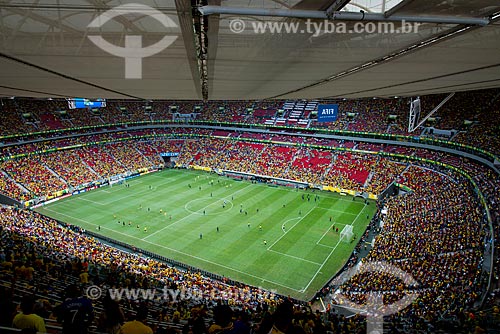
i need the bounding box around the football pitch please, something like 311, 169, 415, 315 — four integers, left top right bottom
36, 169, 376, 300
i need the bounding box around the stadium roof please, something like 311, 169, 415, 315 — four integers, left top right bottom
0, 0, 499, 100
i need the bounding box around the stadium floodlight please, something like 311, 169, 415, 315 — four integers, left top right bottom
408, 97, 421, 133
408, 92, 455, 133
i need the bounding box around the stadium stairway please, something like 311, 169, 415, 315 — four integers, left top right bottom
318, 160, 335, 185
41, 163, 69, 187
134, 147, 154, 166
363, 171, 374, 188
102, 147, 128, 170
82, 161, 101, 179
0, 170, 31, 195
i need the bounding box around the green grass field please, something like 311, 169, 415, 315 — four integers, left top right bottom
36, 169, 376, 300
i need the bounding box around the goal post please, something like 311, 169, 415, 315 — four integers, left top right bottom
340, 225, 354, 242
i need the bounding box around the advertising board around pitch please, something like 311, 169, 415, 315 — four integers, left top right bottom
317, 104, 339, 122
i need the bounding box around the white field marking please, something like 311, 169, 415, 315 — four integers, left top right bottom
301, 206, 369, 291
350, 203, 368, 226
316, 222, 346, 246
316, 243, 334, 249
315, 207, 358, 215
273, 185, 367, 205
222, 173, 369, 206
280, 217, 301, 234
267, 207, 315, 250
183, 198, 233, 215
144, 183, 253, 240
267, 249, 322, 266
99, 177, 180, 205
41, 208, 303, 292
72, 180, 156, 205
148, 175, 169, 179
77, 197, 105, 206
301, 237, 344, 292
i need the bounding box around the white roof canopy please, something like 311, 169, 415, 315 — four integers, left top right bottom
0, 0, 499, 100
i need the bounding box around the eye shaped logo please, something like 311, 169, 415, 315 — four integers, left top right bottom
87, 3, 178, 79
330, 261, 420, 334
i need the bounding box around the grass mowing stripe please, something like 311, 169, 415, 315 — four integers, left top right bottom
77, 197, 105, 206
99, 177, 182, 206
301, 237, 344, 292
301, 204, 369, 292
267, 249, 322, 266
316, 223, 339, 246
144, 183, 254, 240
40, 207, 303, 292
267, 207, 316, 250
37, 169, 376, 300
351, 203, 368, 225
315, 207, 358, 215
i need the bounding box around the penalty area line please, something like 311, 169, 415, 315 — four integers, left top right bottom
267, 207, 315, 250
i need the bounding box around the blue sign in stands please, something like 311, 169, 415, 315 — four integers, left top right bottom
317, 104, 339, 122
160, 152, 179, 157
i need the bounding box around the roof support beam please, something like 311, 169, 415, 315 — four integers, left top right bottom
384, 0, 415, 18
86, 0, 144, 34
5, 7, 82, 35
192, 0, 209, 100
325, 0, 352, 14
175, 0, 204, 100
411, 92, 455, 132
198, 5, 491, 26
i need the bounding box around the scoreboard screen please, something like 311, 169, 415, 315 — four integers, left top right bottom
68, 98, 106, 109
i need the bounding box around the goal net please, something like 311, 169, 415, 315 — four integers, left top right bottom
340, 225, 354, 242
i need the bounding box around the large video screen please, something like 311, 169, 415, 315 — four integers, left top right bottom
67, 98, 106, 109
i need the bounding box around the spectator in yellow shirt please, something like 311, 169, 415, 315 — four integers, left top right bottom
12, 295, 46, 333
121, 306, 153, 334
79, 270, 89, 284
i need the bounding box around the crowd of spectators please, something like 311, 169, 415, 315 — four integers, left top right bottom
0, 173, 30, 202
1, 158, 67, 198
0, 206, 290, 332
454, 108, 500, 156
321, 165, 489, 332
2, 88, 499, 161
105, 142, 154, 171
364, 159, 407, 195
420, 89, 499, 130
0, 93, 499, 333
75, 146, 129, 180
1, 128, 498, 208
323, 153, 376, 192
0, 99, 37, 135
39, 151, 97, 188
0, 87, 496, 139
0, 159, 495, 333
287, 149, 332, 185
